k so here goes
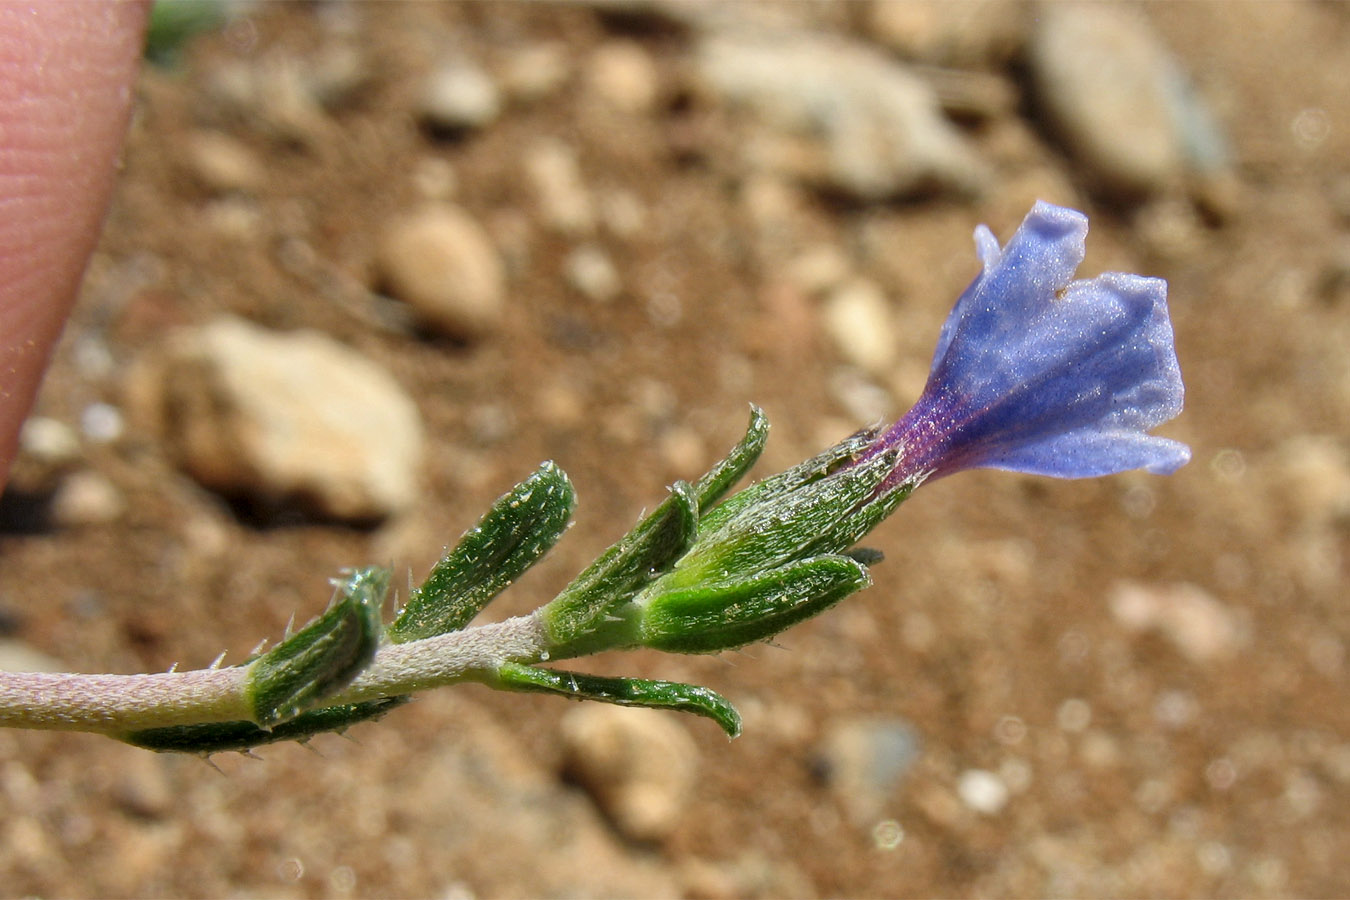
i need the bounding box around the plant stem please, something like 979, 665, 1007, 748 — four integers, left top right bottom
0, 613, 552, 736
0, 668, 250, 732
331, 614, 551, 703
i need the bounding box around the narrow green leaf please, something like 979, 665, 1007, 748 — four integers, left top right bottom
119, 698, 407, 754
691, 405, 769, 514
121, 696, 405, 755
641, 554, 871, 653
539, 481, 698, 646
389, 462, 575, 643
247, 568, 386, 728
492, 661, 742, 739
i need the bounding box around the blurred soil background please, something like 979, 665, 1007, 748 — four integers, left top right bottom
1, 1, 1348, 896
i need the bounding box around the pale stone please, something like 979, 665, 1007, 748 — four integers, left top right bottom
822, 279, 896, 374
50, 470, 125, 527
1109, 581, 1243, 663
956, 768, 1009, 815
524, 139, 596, 235
561, 705, 699, 842
564, 244, 622, 303
138, 316, 424, 521
816, 717, 921, 825
376, 205, 506, 339
418, 60, 501, 132
696, 30, 989, 200
587, 40, 660, 113
1030, 6, 1194, 197
18, 417, 79, 466
184, 130, 265, 194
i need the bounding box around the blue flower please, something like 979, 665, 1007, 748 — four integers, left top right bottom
877, 201, 1190, 486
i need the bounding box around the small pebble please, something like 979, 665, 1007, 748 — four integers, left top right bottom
586, 40, 659, 113
80, 403, 124, 443
417, 60, 501, 133
112, 754, 174, 819
564, 244, 622, 303
18, 417, 80, 466
500, 42, 570, 103
376, 205, 506, 339
822, 279, 896, 374
1108, 581, 1242, 663
183, 130, 265, 194
785, 244, 851, 297
865, 0, 1022, 66
1269, 435, 1350, 527
524, 139, 595, 235
50, 470, 125, 527
815, 717, 922, 825
561, 705, 699, 842
956, 768, 1008, 815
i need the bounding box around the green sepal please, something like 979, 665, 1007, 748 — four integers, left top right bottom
491, 661, 742, 738
246, 567, 386, 729
389, 462, 575, 643
691, 405, 769, 514
641, 554, 871, 653
119, 697, 408, 754
539, 481, 698, 646
669, 446, 897, 588
804, 479, 916, 558
696, 425, 881, 536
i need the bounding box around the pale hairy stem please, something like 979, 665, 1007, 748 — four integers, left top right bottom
0, 668, 251, 732
0, 614, 551, 736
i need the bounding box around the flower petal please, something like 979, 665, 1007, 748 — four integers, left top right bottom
882, 201, 1188, 482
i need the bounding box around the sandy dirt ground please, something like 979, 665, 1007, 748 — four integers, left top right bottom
1, 2, 1348, 897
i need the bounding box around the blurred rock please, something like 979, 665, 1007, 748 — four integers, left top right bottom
524, 139, 596, 235
1109, 581, 1243, 663
785, 244, 851, 297
822, 279, 896, 374
133, 316, 424, 522
18, 417, 80, 467
1029, 5, 1228, 199
80, 403, 124, 444
696, 30, 989, 201
376, 205, 506, 339
303, 44, 372, 111
111, 753, 174, 820
564, 244, 623, 302
956, 768, 1009, 815
500, 42, 571, 104
12, 417, 82, 493
865, 0, 1024, 66
183, 130, 265, 194
829, 367, 891, 424
1269, 435, 1350, 527
599, 189, 649, 239
204, 56, 335, 146
678, 852, 817, 900
417, 60, 501, 134
815, 717, 921, 825
50, 470, 125, 527
561, 705, 699, 842
587, 40, 660, 114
